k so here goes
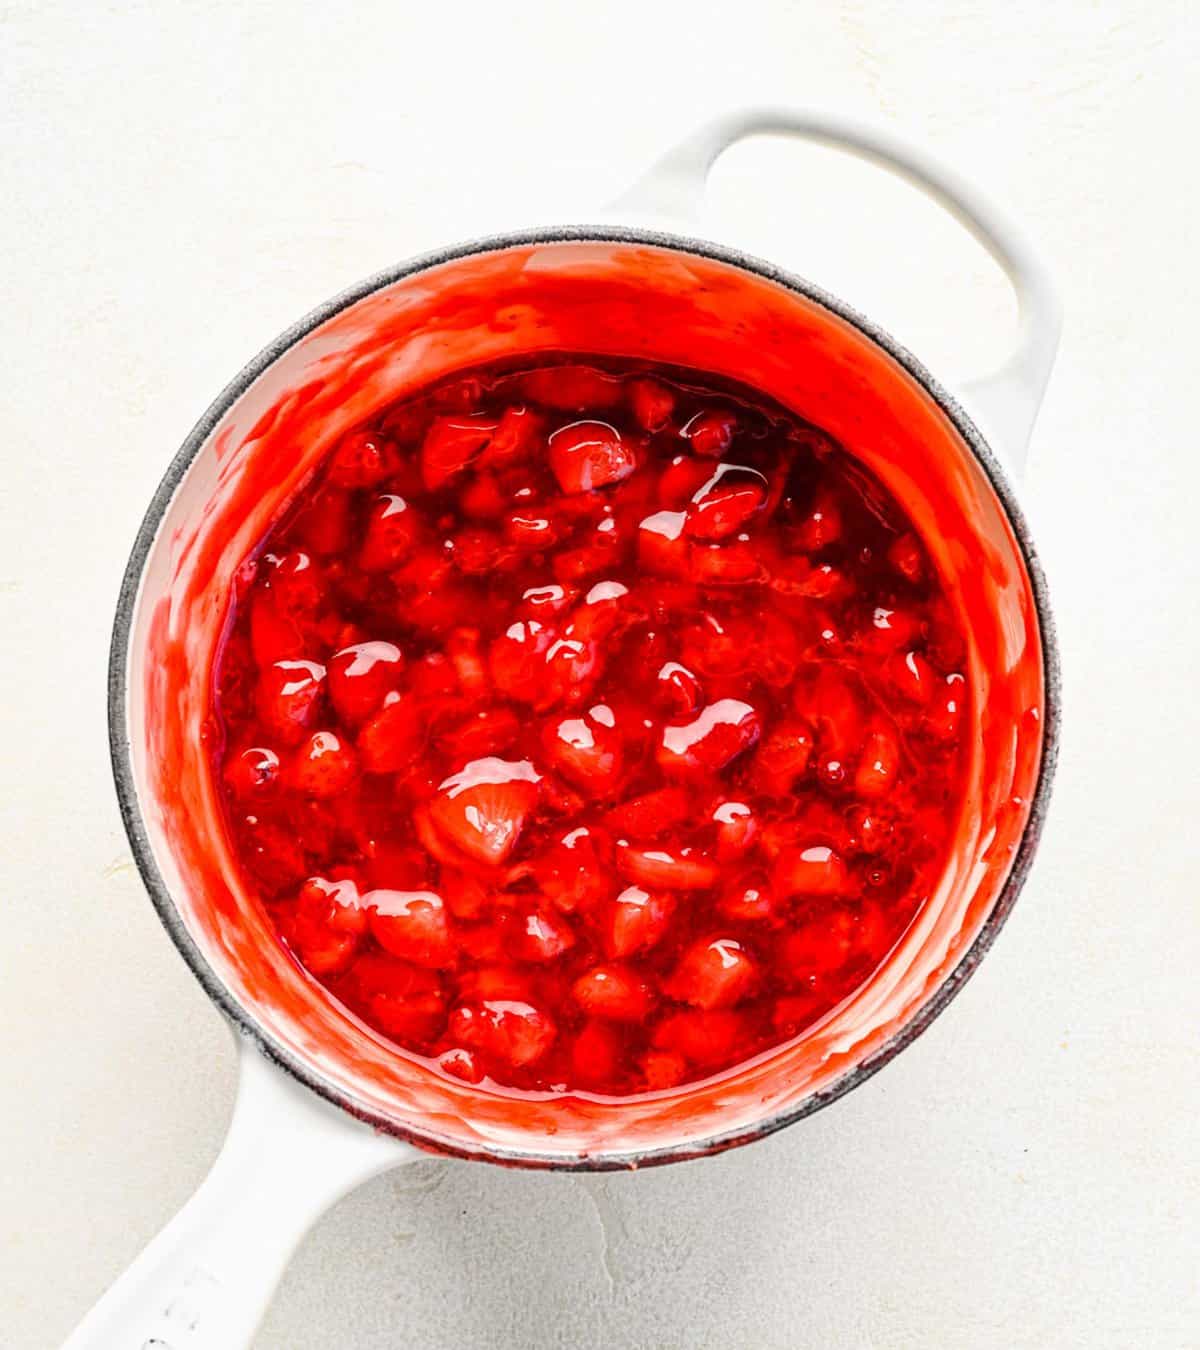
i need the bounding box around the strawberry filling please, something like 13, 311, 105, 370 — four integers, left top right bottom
212, 357, 968, 1094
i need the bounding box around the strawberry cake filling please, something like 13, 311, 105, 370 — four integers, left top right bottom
210, 358, 968, 1095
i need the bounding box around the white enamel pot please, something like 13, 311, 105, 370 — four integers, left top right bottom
74, 108, 1061, 1348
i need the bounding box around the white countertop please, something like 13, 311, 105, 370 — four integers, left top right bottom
3, 2, 1197, 1347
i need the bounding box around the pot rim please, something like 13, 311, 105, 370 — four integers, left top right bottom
108, 224, 1061, 1170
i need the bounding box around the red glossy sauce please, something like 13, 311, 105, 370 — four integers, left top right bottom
210, 358, 967, 1096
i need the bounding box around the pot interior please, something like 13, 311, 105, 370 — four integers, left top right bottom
119, 234, 1048, 1165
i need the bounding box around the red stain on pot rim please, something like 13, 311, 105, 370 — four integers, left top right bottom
114, 232, 1052, 1168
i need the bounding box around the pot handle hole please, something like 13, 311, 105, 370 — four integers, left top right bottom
607, 107, 1061, 476
60, 1033, 421, 1350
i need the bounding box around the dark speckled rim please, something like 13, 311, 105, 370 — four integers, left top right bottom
108, 226, 1060, 1171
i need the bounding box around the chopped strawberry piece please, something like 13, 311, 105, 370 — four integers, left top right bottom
651, 1009, 749, 1067
854, 902, 895, 964
543, 630, 603, 707
453, 945, 521, 988
654, 661, 702, 717
688, 538, 763, 585
793, 666, 864, 758
637, 508, 692, 577
435, 868, 487, 920
774, 843, 851, 898
350, 956, 447, 1045
448, 527, 504, 576
487, 619, 555, 705
616, 842, 718, 891
666, 936, 759, 1009
326, 430, 396, 488
761, 801, 849, 857
429, 757, 541, 865
858, 605, 923, 656
636, 588, 700, 633
257, 659, 326, 745
378, 398, 432, 444
887, 531, 925, 582
420, 413, 498, 489
752, 722, 814, 795
620, 622, 670, 678
445, 626, 489, 699
437, 1046, 485, 1083
437, 704, 520, 760
550, 542, 618, 591
658, 454, 713, 508
292, 486, 352, 556
482, 404, 544, 466
604, 787, 693, 841
459, 471, 507, 521
240, 821, 310, 895
571, 964, 654, 1021
549, 420, 638, 495
503, 509, 563, 551
602, 885, 675, 958
771, 994, 824, 1036
844, 803, 895, 856
657, 698, 762, 775
508, 905, 576, 963
391, 542, 454, 593
778, 908, 862, 979
541, 707, 624, 796
886, 650, 935, 705
357, 696, 425, 773
364, 842, 429, 892
328, 641, 404, 725
685, 463, 768, 540
359, 495, 419, 573
628, 376, 676, 432
408, 651, 459, 700
537, 772, 585, 825
570, 1019, 624, 1088
223, 745, 281, 797
366, 888, 455, 968
711, 800, 758, 860
771, 557, 850, 600
366, 988, 447, 1047
289, 730, 359, 798
453, 961, 527, 1002
716, 875, 775, 923
855, 721, 901, 797
528, 825, 612, 914
249, 590, 313, 666
288, 876, 368, 975
448, 1000, 557, 1068
925, 598, 967, 670
681, 408, 736, 457
260, 548, 324, 617
567, 579, 632, 642
639, 1048, 689, 1089
431, 375, 486, 413
678, 610, 760, 677
792, 489, 843, 552
517, 582, 576, 616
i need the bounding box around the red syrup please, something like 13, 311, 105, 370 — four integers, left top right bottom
210, 358, 968, 1095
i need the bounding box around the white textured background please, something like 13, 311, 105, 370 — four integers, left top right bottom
3, 2, 1198, 1347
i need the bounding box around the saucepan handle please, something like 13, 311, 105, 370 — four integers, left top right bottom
606, 106, 1061, 476
61, 1033, 419, 1350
